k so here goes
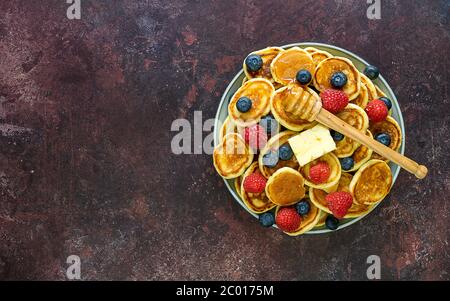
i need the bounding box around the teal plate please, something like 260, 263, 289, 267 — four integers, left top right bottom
213, 42, 405, 234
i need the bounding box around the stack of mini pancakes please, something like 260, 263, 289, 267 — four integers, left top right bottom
213, 46, 402, 235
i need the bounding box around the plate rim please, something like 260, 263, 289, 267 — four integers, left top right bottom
214, 42, 405, 234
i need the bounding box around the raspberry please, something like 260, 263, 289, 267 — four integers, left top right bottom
365, 99, 388, 122
243, 173, 267, 194
244, 124, 268, 151
309, 161, 331, 184
320, 89, 349, 114
276, 207, 302, 233
325, 192, 353, 219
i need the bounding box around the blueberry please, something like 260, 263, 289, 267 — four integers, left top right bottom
260, 115, 279, 136
330, 130, 344, 141
364, 65, 380, 80
236, 97, 252, 113
296, 69, 312, 85
262, 151, 279, 168
375, 133, 391, 147
325, 215, 339, 230
245, 54, 263, 72
278, 144, 293, 161
259, 212, 275, 227
296, 201, 310, 216
340, 157, 354, 171
379, 97, 392, 110
330, 72, 348, 88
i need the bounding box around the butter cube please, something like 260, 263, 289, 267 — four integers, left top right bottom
288, 124, 336, 166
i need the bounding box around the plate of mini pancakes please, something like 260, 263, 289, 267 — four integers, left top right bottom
213, 42, 405, 235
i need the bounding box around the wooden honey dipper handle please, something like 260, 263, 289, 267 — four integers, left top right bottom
315, 109, 428, 179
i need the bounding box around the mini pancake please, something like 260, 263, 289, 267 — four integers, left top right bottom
333, 104, 370, 158
271, 84, 320, 131
348, 130, 374, 172
304, 47, 319, 53
369, 116, 402, 161
234, 175, 243, 198
240, 162, 276, 214
266, 167, 306, 206
219, 116, 244, 143
360, 72, 378, 102
309, 173, 372, 218
228, 78, 274, 127
304, 47, 334, 67
275, 197, 321, 236
270, 47, 315, 86
375, 85, 387, 98
349, 160, 393, 205
258, 131, 299, 178
299, 152, 341, 192
313, 57, 361, 100
213, 133, 254, 179
314, 210, 328, 228
351, 82, 369, 109
243, 47, 284, 84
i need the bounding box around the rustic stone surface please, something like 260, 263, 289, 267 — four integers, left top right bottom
0, 0, 448, 280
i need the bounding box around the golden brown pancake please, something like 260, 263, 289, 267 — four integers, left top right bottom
313, 57, 361, 100
258, 131, 299, 178
270, 47, 315, 86
299, 152, 341, 192
228, 78, 274, 126
333, 104, 369, 158
240, 162, 276, 213
375, 85, 387, 98
243, 47, 284, 84
275, 197, 321, 235
265, 168, 306, 206
314, 210, 328, 228
234, 175, 243, 198
271, 84, 320, 131
219, 116, 244, 143
348, 130, 374, 172
309, 173, 372, 218
369, 116, 402, 161
213, 133, 254, 179
351, 82, 369, 109
304, 47, 334, 67
349, 160, 392, 205
360, 72, 378, 102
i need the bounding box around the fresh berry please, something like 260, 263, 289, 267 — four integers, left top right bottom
330, 72, 348, 88
326, 192, 353, 219
320, 89, 349, 114
243, 173, 267, 194
296, 69, 312, 85
330, 130, 344, 141
259, 212, 275, 227
379, 97, 392, 110
276, 207, 302, 233
339, 157, 354, 171
260, 115, 278, 137
296, 201, 310, 216
325, 215, 339, 230
278, 143, 293, 161
309, 161, 331, 184
236, 97, 252, 113
245, 54, 263, 72
364, 65, 380, 80
365, 99, 388, 122
244, 124, 267, 150
262, 151, 279, 168
375, 133, 391, 146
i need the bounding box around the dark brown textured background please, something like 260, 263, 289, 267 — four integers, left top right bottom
0, 0, 448, 280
